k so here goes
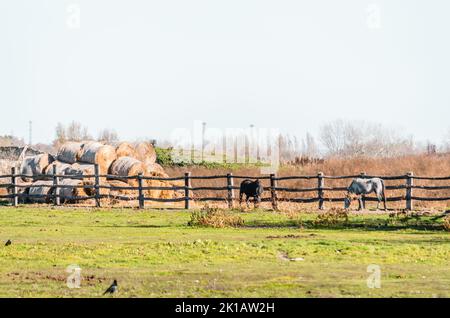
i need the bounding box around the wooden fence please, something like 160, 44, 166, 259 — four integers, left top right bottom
1, 165, 450, 210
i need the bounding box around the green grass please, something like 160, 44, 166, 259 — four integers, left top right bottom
0, 207, 448, 298
155, 147, 269, 168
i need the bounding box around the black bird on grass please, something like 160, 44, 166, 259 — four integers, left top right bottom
5, 240, 11, 246
103, 280, 118, 295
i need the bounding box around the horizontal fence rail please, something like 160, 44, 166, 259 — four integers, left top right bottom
1, 166, 450, 210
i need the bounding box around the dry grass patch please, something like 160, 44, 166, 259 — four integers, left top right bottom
188, 204, 244, 228
314, 208, 349, 226
444, 216, 450, 232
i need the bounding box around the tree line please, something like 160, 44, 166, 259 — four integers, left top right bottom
1, 120, 449, 161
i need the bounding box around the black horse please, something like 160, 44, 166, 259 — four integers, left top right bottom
239, 179, 264, 208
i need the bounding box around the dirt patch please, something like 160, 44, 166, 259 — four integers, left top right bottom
266, 233, 318, 239
6, 271, 106, 285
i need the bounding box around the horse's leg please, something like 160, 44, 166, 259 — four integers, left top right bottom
358, 197, 363, 211
246, 195, 250, 208
382, 187, 387, 211
377, 186, 386, 211
360, 195, 365, 210
239, 192, 243, 206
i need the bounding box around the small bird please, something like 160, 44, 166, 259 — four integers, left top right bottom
103, 280, 118, 295
5, 240, 11, 246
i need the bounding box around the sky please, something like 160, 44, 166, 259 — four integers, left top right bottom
0, 0, 449, 145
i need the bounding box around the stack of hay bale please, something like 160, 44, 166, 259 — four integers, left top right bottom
109, 142, 178, 200
18, 141, 180, 204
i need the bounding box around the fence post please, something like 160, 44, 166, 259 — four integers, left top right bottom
53, 164, 60, 206
11, 167, 18, 206
138, 173, 144, 209
406, 172, 414, 211
94, 164, 101, 208
360, 171, 367, 209
184, 172, 191, 209
270, 173, 278, 210
227, 173, 234, 209
318, 172, 324, 210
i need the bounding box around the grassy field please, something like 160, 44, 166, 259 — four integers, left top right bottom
0, 206, 448, 298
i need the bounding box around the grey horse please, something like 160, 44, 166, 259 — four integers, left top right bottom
344, 178, 387, 211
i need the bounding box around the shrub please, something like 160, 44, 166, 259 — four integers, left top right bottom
188, 205, 244, 228
443, 216, 450, 232
155, 147, 178, 166
314, 208, 349, 226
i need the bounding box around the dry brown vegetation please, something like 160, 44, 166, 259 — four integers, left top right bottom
166, 154, 450, 210
187, 204, 244, 228
444, 215, 450, 231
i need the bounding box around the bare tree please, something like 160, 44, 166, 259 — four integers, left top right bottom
319, 119, 348, 156
319, 119, 415, 158
66, 121, 91, 141
426, 141, 437, 155
97, 129, 119, 143
278, 133, 302, 162
443, 128, 450, 153
53, 121, 92, 147
54, 122, 67, 147
301, 132, 319, 158
0, 135, 25, 147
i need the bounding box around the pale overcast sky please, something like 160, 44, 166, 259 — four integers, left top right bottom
0, 0, 449, 144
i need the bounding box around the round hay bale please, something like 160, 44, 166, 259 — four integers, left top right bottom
64, 163, 98, 187
20, 154, 55, 181
145, 162, 169, 178
82, 179, 109, 197
66, 162, 95, 177
159, 180, 175, 199
0, 181, 9, 199
115, 142, 137, 158
135, 142, 156, 165
44, 161, 72, 176
78, 142, 117, 175
57, 142, 83, 164
59, 178, 87, 203
67, 162, 110, 196
27, 180, 54, 203
109, 157, 145, 186
107, 180, 136, 197
144, 180, 177, 200
0, 180, 33, 203
146, 179, 163, 199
